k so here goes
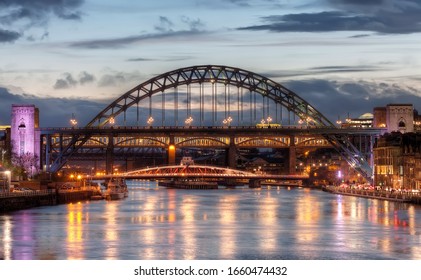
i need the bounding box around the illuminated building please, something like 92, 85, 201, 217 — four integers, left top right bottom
373, 104, 415, 133
374, 132, 421, 191
341, 112, 373, 128
10, 104, 40, 160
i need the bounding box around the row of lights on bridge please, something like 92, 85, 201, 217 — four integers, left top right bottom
70, 114, 278, 127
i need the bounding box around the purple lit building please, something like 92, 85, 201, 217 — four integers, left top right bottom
10, 104, 40, 161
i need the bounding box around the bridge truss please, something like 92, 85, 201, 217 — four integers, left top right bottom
47, 65, 377, 181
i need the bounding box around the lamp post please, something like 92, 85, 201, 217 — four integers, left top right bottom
185, 116, 193, 127
1, 149, 6, 164
266, 116, 272, 127
70, 113, 77, 127
223, 116, 232, 127
147, 116, 154, 127
109, 117, 115, 127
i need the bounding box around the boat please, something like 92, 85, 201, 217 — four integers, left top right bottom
158, 179, 218, 189
104, 179, 128, 200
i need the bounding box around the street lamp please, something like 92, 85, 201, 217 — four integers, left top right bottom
1, 149, 6, 164
223, 116, 233, 127
109, 117, 115, 126
266, 116, 272, 126
298, 119, 304, 126
147, 116, 154, 127
185, 116, 193, 127
70, 113, 77, 127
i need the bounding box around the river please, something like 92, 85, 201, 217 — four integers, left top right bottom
1, 180, 421, 260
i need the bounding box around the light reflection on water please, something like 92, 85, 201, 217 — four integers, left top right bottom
1, 180, 421, 260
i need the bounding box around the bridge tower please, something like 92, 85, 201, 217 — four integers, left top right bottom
168, 136, 176, 165
10, 105, 40, 167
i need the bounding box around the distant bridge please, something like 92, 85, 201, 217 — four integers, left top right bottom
89, 164, 309, 188
38, 65, 381, 182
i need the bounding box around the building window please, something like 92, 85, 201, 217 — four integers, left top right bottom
398, 119, 406, 128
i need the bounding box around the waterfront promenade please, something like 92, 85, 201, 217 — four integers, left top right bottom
322, 185, 421, 204
0, 187, 96, 212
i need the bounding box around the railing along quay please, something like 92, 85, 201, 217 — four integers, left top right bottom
323, 185, 421, 204
0, 187, 98, 212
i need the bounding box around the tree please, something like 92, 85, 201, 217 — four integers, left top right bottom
12, 152, 39, 180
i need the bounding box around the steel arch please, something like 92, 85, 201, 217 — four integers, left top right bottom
124, 164, 258, 177
86, 65, 334, 128
49, 65, 373, 182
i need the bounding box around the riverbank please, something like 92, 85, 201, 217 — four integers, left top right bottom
322, 185, 421, 204
0, 189, 96, 212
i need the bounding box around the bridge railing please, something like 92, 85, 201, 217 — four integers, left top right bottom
0, 189, 55, 198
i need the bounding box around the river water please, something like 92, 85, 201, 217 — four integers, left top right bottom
1, 181, 421, 260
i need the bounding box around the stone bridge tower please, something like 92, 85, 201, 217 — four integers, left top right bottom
10, 104, 40, 164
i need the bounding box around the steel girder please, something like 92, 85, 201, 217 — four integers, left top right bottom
49, 65, 373, 181
87, 65, 334, 128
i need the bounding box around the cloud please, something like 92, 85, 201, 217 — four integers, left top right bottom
0, 0, 84, 43
284, 79, 421, 121
261, 65, 384, 80
97, 71, 142, 87
126, 58, 157, 62
239, 0, 421, 34
0, 0, 84, 25
0, 86, 107, 127
127, 56, 194, 62
0, 28, 21, 42
53, 73, 77, 89
53, 71, 95, 89
69, 16, 207, 49
154, 16, 174, 32
79, 71, 95, 85
3, 75, 421, 127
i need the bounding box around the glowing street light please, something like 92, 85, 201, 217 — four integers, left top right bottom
147, 116, 154, 127
109, 117, 115, 126
266, 116, 272, 126
223, 116, 233, 127
336, 116, 342, 127
70, 113, 77, 127
185, 116, 193, 127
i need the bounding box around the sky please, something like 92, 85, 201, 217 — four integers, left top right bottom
0, 0, 420, 126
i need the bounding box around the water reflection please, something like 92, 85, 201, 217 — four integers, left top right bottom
67, 202, 85, 259
295, 188, 320, 246
257, 190, 278, 252
1, 216, 12, 260
104, 201, 118, 259
180, 195, 197, 259
2, 184, 421, 260
218, 194, 238, 259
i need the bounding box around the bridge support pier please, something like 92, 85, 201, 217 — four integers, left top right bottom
44, 135, 51, 173
106, 134, 114, 175
249, 179, 261, 188
168, 136, 176, 165
227, 136, 237, 169
289, 136, 296, 175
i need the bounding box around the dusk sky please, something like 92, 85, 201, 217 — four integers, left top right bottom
1, 0, 420, 126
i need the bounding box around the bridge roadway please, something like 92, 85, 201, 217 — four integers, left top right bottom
40, 125, 382, 181
88, 164, 309, 188
39, 125, 383, 135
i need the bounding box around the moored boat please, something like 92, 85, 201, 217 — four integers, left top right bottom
104, 179, 128, 200
159, 180, 218, 189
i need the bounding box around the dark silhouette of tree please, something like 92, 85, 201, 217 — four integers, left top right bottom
12, 152, 39, 180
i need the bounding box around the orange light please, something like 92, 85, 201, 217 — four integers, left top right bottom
169, 145, 175, 150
